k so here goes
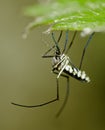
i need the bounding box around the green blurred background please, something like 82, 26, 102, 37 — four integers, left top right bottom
0, 0, 105, 130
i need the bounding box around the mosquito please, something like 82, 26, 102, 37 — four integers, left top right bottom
11, 31, 95, 117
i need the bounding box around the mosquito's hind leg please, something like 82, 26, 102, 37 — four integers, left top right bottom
53, 71, 70, 117
79, 32, 95, 69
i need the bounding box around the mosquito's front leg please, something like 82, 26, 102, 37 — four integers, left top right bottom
42, 45, 55, 58
42, 31, 63, 58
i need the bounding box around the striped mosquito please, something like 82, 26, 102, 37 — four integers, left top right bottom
11, 31, 95, 117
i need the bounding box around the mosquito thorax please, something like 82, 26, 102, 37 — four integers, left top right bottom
52, 55, 60, 67
52, 54, 65, 66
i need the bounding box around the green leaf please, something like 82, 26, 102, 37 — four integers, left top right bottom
23, 0, 105, 37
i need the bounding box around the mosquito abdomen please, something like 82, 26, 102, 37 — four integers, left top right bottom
64, 65, 90, 82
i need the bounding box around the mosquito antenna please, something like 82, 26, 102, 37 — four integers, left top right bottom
62, 30, 69, 53
66, 31, 77, 54
79, 32, 95, 69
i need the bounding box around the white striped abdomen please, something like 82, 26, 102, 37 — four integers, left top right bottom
64, 65, 90, 82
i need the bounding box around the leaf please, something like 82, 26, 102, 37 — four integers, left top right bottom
23, 0, 105, 37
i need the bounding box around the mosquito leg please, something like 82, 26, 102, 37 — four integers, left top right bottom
57, 75, 69, 117
42, 31, 63, 58
11, 78, 59, 107
52, 32, 61, 54
66, 31, 77, 54
62, 30, 69, 53
79, 32, 95, 69
42, 50, 55, 58
53, 71, 70, 117
57, 30, 63, 43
